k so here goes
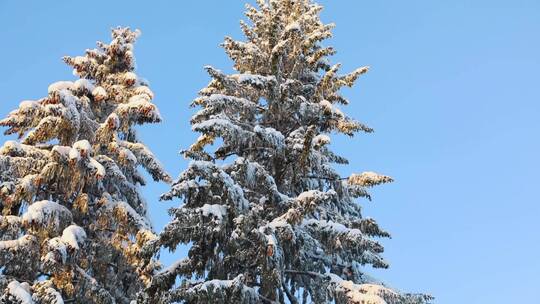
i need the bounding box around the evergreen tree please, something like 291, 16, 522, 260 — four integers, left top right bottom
148, 1, 431, 303
0, 27, 170, 303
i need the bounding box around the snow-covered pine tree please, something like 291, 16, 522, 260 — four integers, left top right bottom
147, 1, 431, 304
0, 27, 170, 303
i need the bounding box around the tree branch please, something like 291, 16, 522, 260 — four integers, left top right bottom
284, 269, 328, 280
282, 281, 299, 304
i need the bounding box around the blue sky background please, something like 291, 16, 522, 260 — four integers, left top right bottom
1, 1, 539, 303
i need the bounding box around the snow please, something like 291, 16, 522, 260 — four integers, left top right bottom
192, 118, 240, 133
190, 274, 257, 299
0, 235, 35, 251
71, 56, 88, 66
118, 96, 162, 121
73, 79, 95, 92
187, 161, 249, 210
297, 190, 319, 202
19, 174, 36, 193
46, 238, 68, 263
359, 172, 379, 179
198, 94, 255, 113
219, 171, 249, 210
245, 161, 257, 186
48, 81, 74, 93
158, 258, 186, 275
127, 95, 150, 105
253, 125, 285, 148
106, 113, 120, 129
312, 134, 330, 146
89, 158, 106, 178
73, 140, 92, 155
198, 279, 232, 291
1, 141, 50, 159
265, 233, 277, 246
0, 215, 20, 226
41, 285, 64, 304
92, 86, 108, 100
328, 273, 389, 304
134, 85, 154, 100
197, 204, 227, 221
122, 72, 138, 84
58, 90, 81, 124
68, 148, 80, 161
61, 225, 87, 250
236, 74, 263, 87
296, 189, 335, 204
184, 274, 260, 302
119, 148, 137, 164
266, 217, 290, 230
19, 100, 39, 110
231, 73, 276, 89
204, 65, 225, 81
104, 200, 151, 230
52, 146, 72, 159
6, 281, 33, 304
348, 172, 392, 187
2, 140, 22, 154
307, 218, 345, 232
302, 218, 365, 241
119, 140, 169, 182
285, 22, 301, 32
234, 158, 262, 187
22, 200, 70, 227
319, 99, 332, 110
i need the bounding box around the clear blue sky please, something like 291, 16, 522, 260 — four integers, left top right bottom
1, 1, 539, 303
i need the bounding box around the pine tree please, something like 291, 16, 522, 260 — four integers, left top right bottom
0, 27, 170, 303
148, 1, 431, 303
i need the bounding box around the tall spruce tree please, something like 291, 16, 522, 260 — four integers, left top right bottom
148, 1, 431, 303
0, 28, 169, 303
